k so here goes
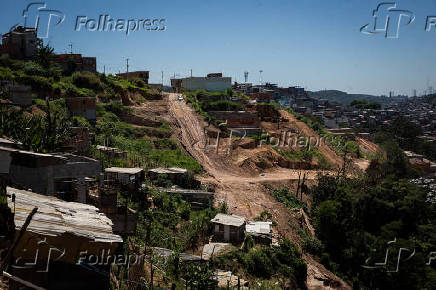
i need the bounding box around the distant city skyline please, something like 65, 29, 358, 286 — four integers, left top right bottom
2, 0, 436, 96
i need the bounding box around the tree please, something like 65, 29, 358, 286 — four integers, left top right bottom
34, 43, 54, 69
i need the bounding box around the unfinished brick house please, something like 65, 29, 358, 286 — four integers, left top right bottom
208, 111, 261, 136
208, 111, 259, 128
61, 127, 90, 153
65, 97, 96, 124
0, 26, 38, 60
116, 71, 149, 84
55, 54, 97, 73
1, 147, 101, 203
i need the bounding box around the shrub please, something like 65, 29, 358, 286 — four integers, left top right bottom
218, 202, 228, 214
272, 187, 307, 210
72, 71, 104, 92
103, 100, 131, 115
201, 100, 243, 111
23, 61, 46, 76
244, 247, 274, 278
302, 235, 324, 256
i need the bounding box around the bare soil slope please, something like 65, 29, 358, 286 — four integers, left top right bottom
165, 93, 351, 289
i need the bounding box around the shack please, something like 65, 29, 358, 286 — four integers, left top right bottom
6, 187, 122, 290
148, 167, 189, 187
96, 145, 127, 160
162, 188, 214, 209
3, 148, 101, 203
245, 221, 273, 245
104, 167, 144, 188
211, 213, 246, 243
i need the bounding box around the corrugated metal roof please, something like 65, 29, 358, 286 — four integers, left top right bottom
211, 213, 245, 227
105, 167, 143, 174
148, 167, 187, 174
7, 187, 123, 243
246, 221, 272, 235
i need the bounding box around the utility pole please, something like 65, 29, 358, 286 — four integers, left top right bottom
259, 70, 263, 86
68, 44, 73, 54
126, 58, 129, 79
103, 65, 106, 75
161, 71, 164, 85
190, 69, 192, 78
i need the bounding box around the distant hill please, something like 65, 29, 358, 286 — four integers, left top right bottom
308, 90, 391, 105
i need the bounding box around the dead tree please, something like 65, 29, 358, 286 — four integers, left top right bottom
296, 170, 302, 198
300, 173, 307, 201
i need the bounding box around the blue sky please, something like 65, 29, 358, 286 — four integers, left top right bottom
2, 0, 436, 96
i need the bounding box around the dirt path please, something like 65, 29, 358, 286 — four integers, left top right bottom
279, 110, 344, 169
165, 93, 351, 289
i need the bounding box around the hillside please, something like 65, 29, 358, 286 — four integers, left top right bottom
168, 92, 351, 289
308, 89, 390, 105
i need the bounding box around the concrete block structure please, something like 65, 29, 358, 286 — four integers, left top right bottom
208, 111, 260, 128
104, 167, 144, 188
116, 71, 149, 84
0, 26, 38, 59
171, 74, 231, 92
55, 54, 97, 73
245, 221, 273, 245
2, 148, 101, 203
208, 111, 261, 136
8, 85, 32, 106
65, 97, 96, 123
211, 213, 246, 243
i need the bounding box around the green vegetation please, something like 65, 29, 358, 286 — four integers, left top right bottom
290, 109, 361, 158
278, 147, 331, 169
291, 110, 326, 135
350, 99, 382, 110
0, 48, 159, 102
92, 108, 202, 172
0, 48, 199, 170
309, 140, 436, 288
184, 89, 248, 127
271, 186, 307, 210
0, 99, 71, 152
375, 116, 436, 162
132, 188, 216, 251
201, 99, 243, 111
214, 238, 307, 288
71, 71, 104, 92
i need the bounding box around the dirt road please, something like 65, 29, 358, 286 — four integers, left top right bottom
166, 93, 351, 290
